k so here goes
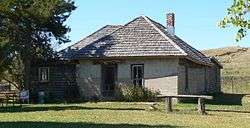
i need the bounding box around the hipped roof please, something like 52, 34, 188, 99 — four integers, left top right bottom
62, 16, 213, 66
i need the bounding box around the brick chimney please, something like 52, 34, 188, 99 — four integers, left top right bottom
166, 13, 175, 35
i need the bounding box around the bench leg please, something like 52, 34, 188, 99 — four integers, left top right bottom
6, 99, 8, 107
12, 95, 14, 107
20, 100, 22, 107
198, 98, 206, 115
165, 97, 172, 112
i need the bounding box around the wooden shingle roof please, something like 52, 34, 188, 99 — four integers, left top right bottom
62, 16, 213, 66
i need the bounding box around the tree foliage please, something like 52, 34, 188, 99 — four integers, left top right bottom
219, 0, 250, 41
0, 0, 76, 59
0, 44, 13, 79
0, 0, 76, 88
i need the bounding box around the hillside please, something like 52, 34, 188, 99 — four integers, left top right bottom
202, 46, 250, 76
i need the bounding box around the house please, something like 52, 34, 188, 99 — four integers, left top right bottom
30, 13, 222, 101
28, 59, 79, 102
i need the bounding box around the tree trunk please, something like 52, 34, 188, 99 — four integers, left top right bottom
23, 59, 31, 90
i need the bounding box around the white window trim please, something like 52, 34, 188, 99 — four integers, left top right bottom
39, 67, 49, 82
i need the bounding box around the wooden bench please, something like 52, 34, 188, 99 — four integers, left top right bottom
0, 91, 20, 107
157, 95, 213, 115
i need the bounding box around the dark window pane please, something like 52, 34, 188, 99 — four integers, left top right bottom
138, 79, 143, 86
138, 67, 142, 79
131, 65, 144, 86
133, 80, 137, 86
39, 67, 49, 81
110, 84, 115, 90
133, 66, 137, 79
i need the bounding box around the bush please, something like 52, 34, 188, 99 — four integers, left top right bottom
116, 84, 159, 102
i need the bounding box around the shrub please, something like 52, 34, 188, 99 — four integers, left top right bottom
116, 84, 160, 102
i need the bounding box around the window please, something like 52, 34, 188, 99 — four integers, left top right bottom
131, 64, 144, 86
39, 67, 49, 82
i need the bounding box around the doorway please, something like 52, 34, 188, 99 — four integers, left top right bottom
101, 64, 117, 97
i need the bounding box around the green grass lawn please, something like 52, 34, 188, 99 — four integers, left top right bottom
0, 98, 250, 128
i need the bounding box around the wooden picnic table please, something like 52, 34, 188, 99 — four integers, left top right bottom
0, 91, 19, 107
157, 94, 213, 115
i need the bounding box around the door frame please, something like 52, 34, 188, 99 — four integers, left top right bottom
101, 64, 117, 97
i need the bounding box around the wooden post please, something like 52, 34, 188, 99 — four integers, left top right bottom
6, 95, 8, 107
12, 94, 14, 106
231, 76, 234, 93
198, 98, 206, 115
165, 97, 172, 112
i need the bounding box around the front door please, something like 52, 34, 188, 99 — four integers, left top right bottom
102, 64, 117, 97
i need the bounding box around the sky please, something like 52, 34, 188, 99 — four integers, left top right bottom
58, 0, 250, 50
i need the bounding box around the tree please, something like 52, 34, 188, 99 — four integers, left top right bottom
219, 0, 250, 41
0, 44, 13, 81
0, 42, 22, 89
0, 0, 76, 89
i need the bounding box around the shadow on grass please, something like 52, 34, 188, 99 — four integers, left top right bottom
206, 109, 250, 114
207, 93, 245, 105
179, 93, 245, 105
0, 121, 185, 128
0, 105, 145, 113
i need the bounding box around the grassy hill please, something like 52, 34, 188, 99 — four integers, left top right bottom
202, 46, 250, 77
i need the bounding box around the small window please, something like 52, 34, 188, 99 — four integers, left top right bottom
39, 67, 49, 82
131, 64, 144, 86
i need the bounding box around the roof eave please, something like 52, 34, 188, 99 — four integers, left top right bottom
72, 55, 187, 60
185, 57, 214, 67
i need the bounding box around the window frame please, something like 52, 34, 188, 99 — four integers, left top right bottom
131, 64, 144, 87
39, 67, 50, 82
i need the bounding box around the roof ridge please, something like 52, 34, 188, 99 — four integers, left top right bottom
106, 24, 123, 26
89, 16, 148, 45
142, 16, 213, 66
173, 35, 212, 65
174, 35, 208, 57
62, 17, 146, 53
71, 25, 120, 48
60, 25, 117, 52
72, 17, 145, 52
146, 17, 166, 29
142, 16, 187, 56
105, 17, 139, 35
